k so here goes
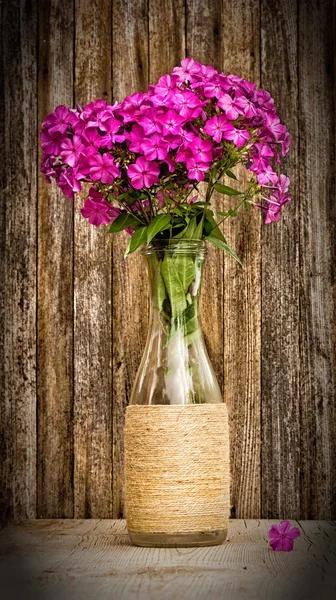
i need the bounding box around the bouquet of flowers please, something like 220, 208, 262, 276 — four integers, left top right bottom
40, 58, 290, 359
41, 57, 290, 252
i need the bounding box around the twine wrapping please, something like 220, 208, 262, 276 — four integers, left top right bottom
125, 404, 230, 535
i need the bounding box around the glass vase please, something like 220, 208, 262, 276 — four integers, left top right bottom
125, 239, 230, 547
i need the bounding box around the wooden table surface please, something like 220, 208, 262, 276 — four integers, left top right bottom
0, 520, 335, 599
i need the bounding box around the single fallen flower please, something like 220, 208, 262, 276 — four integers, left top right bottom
268, 520, 301, 551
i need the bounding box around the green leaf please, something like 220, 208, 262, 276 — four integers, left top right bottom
204, 210, 226, 242
152, 257, 167, 312
161, 253, 187, 317
173, 225, 188, 238
226, 169, 237, 180
183, 216, 197, 239
174, 255, 195, 293
189, 201, 210, 207
213, 183, 242, 196
173, 207, 183, 217
125, 226, 148, 255
193, 217, 204, 240
108, 213, 139, 233
147, 214, 171, 243
205, 236, 242, 267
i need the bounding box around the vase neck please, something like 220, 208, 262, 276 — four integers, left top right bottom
131, 240, 222, 405
143, 241, 205, 333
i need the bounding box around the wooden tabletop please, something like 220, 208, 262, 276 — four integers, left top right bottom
0, 520, 335, 599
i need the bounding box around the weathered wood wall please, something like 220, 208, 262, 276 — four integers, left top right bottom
0, 0, 335, 521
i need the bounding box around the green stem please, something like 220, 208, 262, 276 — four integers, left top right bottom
209, 196, 249, 234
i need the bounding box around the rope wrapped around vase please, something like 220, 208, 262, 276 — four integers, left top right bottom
125, 404, 230, 535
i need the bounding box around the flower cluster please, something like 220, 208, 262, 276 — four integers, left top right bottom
40, 58, 291, 255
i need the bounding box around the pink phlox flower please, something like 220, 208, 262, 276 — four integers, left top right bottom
146, 84, 156, 97
190, 64, 218, 91
80, 128, 106, 151
60, 135, 85, 167
107, 206, 122, 220
217, 93, 244, 120
277, 174, 290, 194
175, 145, 193, 163
127, 124, 145, 153
154, 74, 179, 100
137, 108, 163, 135
163, 133, 181, 149
40, 155, 62, 183
87, 108, 121, 134
203, 75, 227, 99
186, 137, 213, 163
141, 134, 169, 161
268, 520, 300, 551
281, 130, 291, 156
256, 163, 278, 185
172, 91, 203, 118
45, 105, 78, 135
172, 58, 202, 82
188, 194, 198, 205
222, 125, 250, 148
88, 152, 120, 184
234, 93, 258, 118
263, 114, 286, 141
58, 166, 86, 199
158, 109, 185, 135
80, 99, 107, 122
81, 197, 112, 226
99, 131, 126, 149
87, 186, 105, 203
220, 74, 245, 94
203, 114, 229, 143
64, 166, 86, 191
179, 129, 196, 145
128, 156, 160, 189
186, 158, 209, 182
238, 78, 256, 97
58, 172, 75, 200
40, 129, 64, 155
254, 142, 274, 158
255, 90, 276, 112
40, 154, 52, 176
119, 92, 149, 122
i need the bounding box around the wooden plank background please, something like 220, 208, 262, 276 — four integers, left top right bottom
0, 0, 335, 521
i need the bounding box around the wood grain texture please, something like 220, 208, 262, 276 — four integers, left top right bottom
0, 0, 335, 522
112, 0, 149, 518
37, 0, 74, 518
0, 0, 37, 521
222, 0, 261, 519
149, 0, 185, 84
260, 0, 300, 519
73, 0, 113, 519
0, 520, 335, 599
186, 0, 225, 394
298, 0, 336, 519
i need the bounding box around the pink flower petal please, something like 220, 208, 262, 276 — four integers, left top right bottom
279, 520, 291, 534
287, 527, 301, 540
281, 537, 294, 552
268, 525, 281, 539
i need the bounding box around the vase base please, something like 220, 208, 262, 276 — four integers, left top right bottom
128, 528, 228, 548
